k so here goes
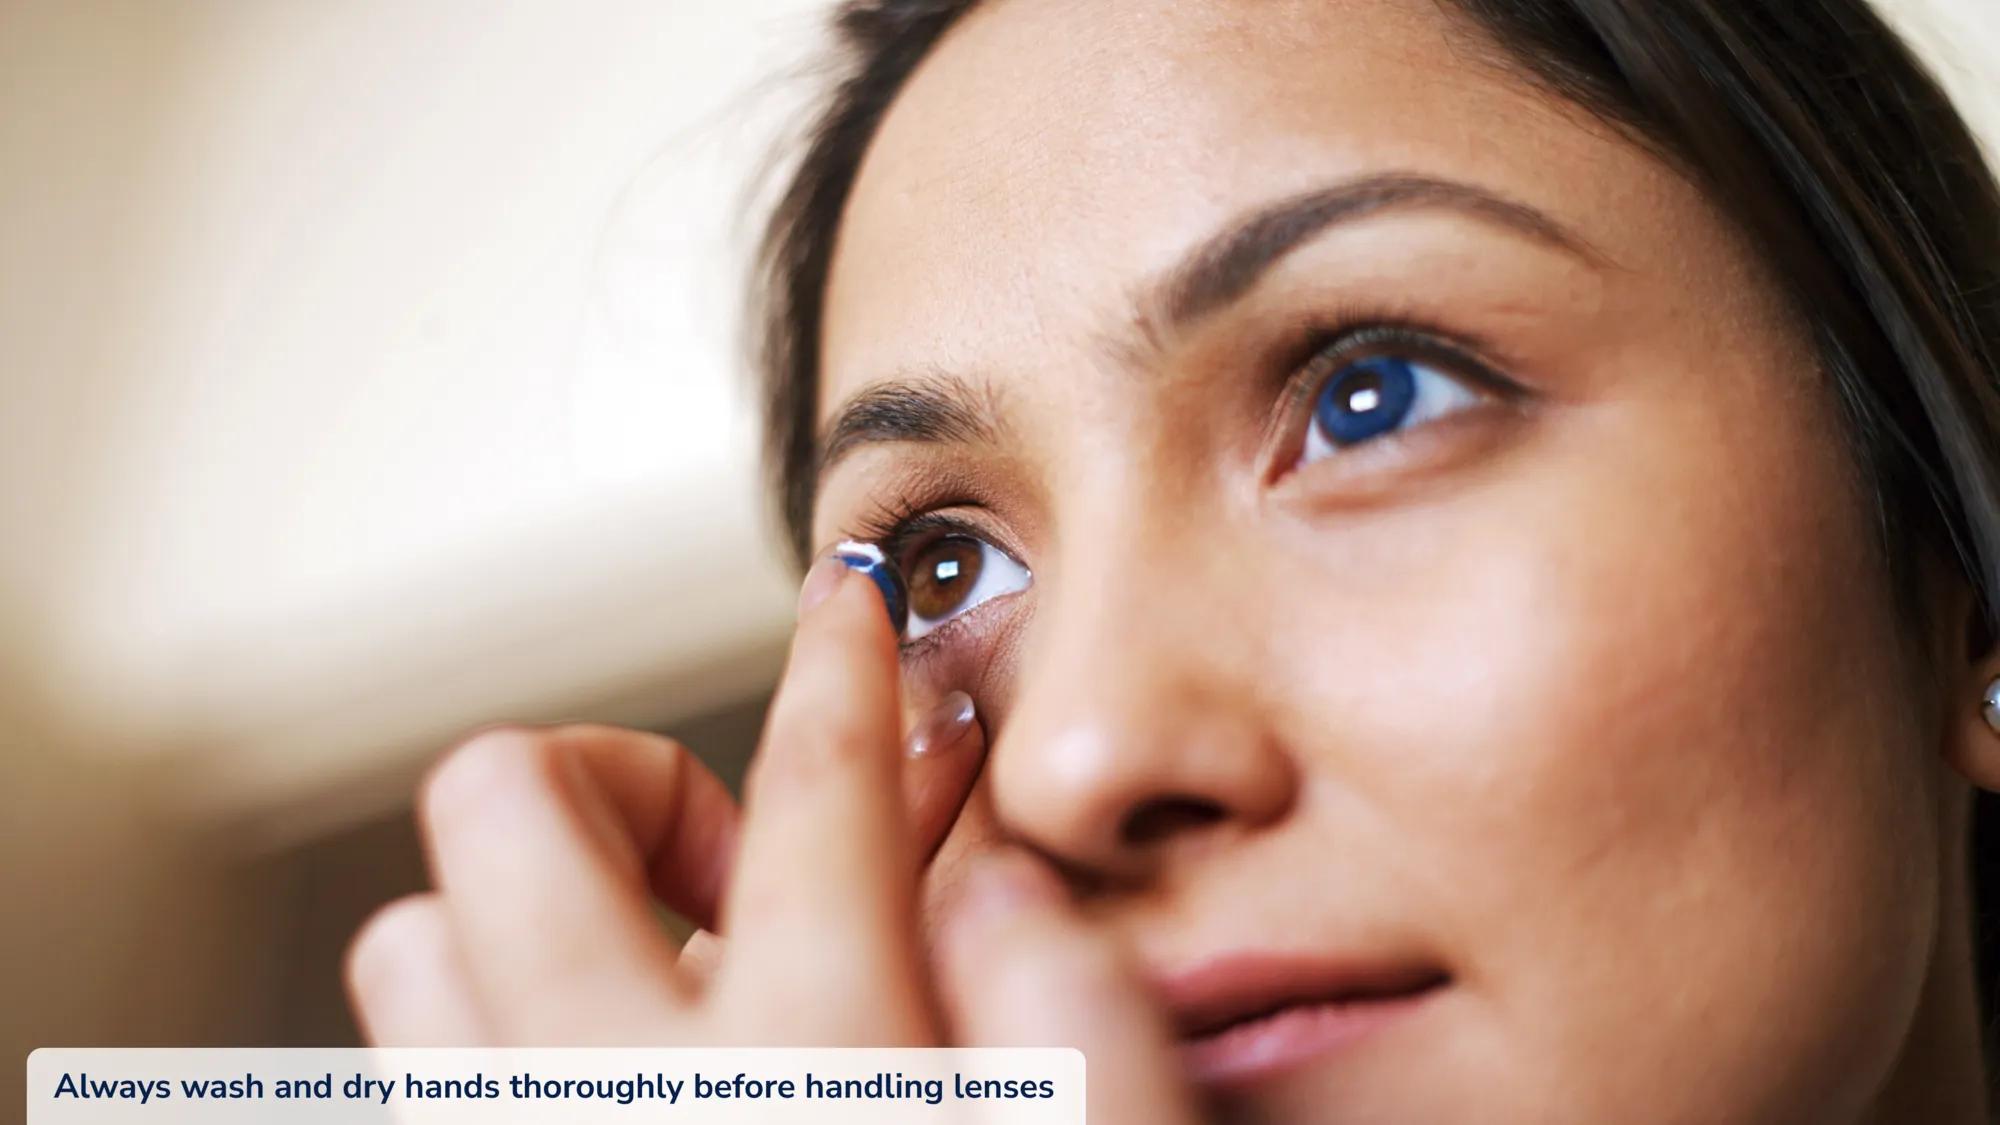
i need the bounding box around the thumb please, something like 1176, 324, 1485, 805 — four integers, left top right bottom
676, 927, 727, 986
935, 851, 1202, 1125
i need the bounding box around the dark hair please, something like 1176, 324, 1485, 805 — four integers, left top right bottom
749, 0, 2000, 1068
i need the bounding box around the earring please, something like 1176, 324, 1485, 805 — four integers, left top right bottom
1985, 676, 2000, 734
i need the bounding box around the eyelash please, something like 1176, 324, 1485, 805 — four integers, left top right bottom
846, 499, 994, 661
1272, 319, 1526, 455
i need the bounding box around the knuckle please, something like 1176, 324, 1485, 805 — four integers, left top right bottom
552, 725, 700, 794
547, 722, 690, 759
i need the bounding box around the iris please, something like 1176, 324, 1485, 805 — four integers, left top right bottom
1314, 356, 1420, 444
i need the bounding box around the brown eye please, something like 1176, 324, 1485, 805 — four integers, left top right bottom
898, 533, 1031, 642
907, 536, 984, 621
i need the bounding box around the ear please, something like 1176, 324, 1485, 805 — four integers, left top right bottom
1953, 669, 2000, 791
1942, 588, 2000, 794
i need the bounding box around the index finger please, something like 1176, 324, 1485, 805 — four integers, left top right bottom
716, 549, 931, 1026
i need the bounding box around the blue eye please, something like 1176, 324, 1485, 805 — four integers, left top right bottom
1304, 354, 1482, 463
902, 535, 1032, 642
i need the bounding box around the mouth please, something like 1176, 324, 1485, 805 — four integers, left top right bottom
1160, 954, 1450, 1091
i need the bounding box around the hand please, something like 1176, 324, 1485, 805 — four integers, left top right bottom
344, 558, 1204, 1121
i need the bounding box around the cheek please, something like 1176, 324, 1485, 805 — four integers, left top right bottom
1270, 364, 1939, 1116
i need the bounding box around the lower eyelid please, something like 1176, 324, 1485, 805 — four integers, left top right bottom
1272, 397, 1527, 503
898, 587, 1028, 665
898, 630, 951, 663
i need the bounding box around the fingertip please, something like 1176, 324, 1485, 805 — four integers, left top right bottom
933, 855, 1198, 1122
757, 550, 906, 791
796, 552, 852, 619
345, 893, 488, 1047
677, 928, 726, 985
942, 851, 1068, 954
775, 554, 902, 725
836, 540, 909, 635
797, 541, 907, 636
345, 894, 442, 1009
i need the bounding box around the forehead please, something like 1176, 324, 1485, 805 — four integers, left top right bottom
818, 0, 1697, 421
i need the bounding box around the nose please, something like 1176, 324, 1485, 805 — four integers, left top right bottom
984, 543, 1298, 882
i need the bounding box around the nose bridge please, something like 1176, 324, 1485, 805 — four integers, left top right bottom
986, 493, 1295, 875
1026, 477, 1228, 703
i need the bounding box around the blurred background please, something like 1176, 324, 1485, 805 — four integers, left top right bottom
0, 1, 1995, 1121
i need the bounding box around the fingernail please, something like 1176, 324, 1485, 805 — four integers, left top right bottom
906, 690, 976, 758
798, 540, 909, 632
796, 553, 850, 618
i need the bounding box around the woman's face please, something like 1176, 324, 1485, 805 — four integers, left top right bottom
809, 0, 1961, 1120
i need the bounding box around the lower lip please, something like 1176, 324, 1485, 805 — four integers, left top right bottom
1178, 987, 1441, 1091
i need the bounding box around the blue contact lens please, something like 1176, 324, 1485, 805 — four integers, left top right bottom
833, 540, 909, 635
1314, 356, 1420, 445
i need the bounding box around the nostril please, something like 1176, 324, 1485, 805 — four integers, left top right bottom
1120, 795, 1227, 846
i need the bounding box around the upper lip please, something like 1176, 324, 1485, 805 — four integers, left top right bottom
1154, 952, 1450, 1040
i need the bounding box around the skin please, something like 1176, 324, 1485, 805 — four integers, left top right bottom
347, 0, 2000, 1122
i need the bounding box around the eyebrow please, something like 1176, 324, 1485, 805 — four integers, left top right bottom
814, 172, 1602, 480
818, 370, 1002, 478
1159, 171, 1608, 325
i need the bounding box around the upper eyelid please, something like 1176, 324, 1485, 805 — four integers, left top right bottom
1300, 325, 1527, 416
814, 453, 1001, 554
1300, 323, 1516, 385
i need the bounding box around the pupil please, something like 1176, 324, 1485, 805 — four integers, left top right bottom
908, 538, 982, 620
